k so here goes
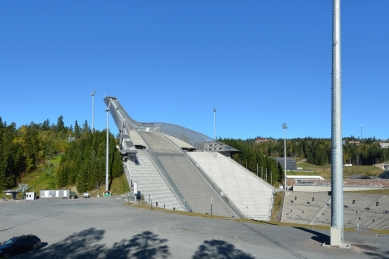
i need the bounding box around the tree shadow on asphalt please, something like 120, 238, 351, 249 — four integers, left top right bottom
24, 229, 169, 259
29, 228, 106, 259
293, 227, 330, 244
105, 230, 170, 259
192, 239, 254, 259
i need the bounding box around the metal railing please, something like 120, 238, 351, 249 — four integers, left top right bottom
229, 158, 275, 191
137, 131, 192, 212
228, 158, 274, 220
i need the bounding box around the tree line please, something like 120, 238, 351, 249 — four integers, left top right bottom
221, 136, 389, 170
0, 116, 123, 193
57, 130, 122, 193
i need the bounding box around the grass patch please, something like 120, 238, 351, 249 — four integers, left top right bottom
295, 162, 384, 180
347, 189, 389, 195
127, 201, 230, 219
20, 167, 56, 194
271, 192, 284, 221
110, 173, 130, 195
343, 166, 384, 178
287, 171, 319, 176
84, 173, 130, 197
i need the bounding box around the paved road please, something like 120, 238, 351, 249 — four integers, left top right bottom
0, 197, 388, 259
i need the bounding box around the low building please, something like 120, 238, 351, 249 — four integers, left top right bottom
274, 157, 297, 171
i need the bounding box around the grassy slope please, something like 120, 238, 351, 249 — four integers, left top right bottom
20, 155, 61, 194
294, 162, 384, 179
20, 155, 129, 197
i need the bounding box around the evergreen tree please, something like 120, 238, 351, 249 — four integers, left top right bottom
74, 120, 81, 138
57, 116, 65, 133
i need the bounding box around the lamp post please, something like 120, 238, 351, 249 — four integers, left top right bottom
91, 91, 95, 133
213, 108, 217, 141
282, 123, 287, 192
105, 104, 110, 192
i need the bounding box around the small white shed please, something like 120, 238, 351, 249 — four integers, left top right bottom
26, 192, 36, 200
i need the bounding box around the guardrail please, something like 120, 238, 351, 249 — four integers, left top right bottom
137, 131, 192, 212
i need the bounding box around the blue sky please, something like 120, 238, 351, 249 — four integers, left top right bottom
1, 1, 388, 140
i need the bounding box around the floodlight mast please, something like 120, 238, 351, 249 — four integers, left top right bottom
91, 91, 95, 133
282, 123, 287, 191
105, 103, 110, 192
330, 0, 347, 247
213, 108, 217, 141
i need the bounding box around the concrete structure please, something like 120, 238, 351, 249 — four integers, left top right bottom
124, 149, 184, 211
282, 191, 389, 231
189, 152, 274, 220
103, 96, 273, 219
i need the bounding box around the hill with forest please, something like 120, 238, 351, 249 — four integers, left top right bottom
1, 115, 387, 193
0, 116, 123, 194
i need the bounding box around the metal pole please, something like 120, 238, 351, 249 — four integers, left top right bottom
330, 0, 346, 247
213, 108, 217, 141
282, 123, 287, 191
91, 91, 95, 133
211, 197, 213, 218
105, 105, 109, 192
256, 163, 258, 176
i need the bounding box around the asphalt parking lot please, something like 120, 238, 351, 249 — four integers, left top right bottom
1, 196, 388, 259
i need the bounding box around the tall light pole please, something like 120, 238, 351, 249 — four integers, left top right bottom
91, 91, 95, 133
330, 0, 348, 248
105, 103, 110, 192
282, 123, 287, 192
213, 108, 217, 141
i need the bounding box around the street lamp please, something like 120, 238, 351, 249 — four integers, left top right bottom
213, 108, 217, 141
282, 123, 287, 192
105, 103, 110, 192
91, 91, 95, 133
